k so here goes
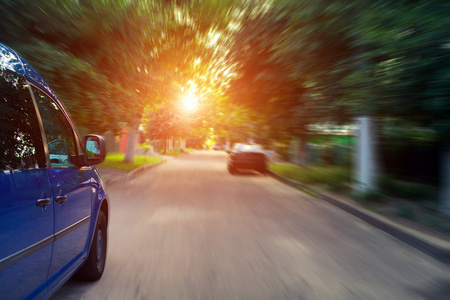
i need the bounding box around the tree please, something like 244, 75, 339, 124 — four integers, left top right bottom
346, 0, 450, 212
0, 0, 216, 161
143, 102, 192, 153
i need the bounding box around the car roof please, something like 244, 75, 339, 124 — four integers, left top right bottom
233, 143, 264, 153
0, 42, 58, 100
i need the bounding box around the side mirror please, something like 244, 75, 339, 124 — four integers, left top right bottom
84, 134, 106, 166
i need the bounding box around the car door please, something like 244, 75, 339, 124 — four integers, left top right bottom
32, 87, 94, 290
0, 70, 53, 299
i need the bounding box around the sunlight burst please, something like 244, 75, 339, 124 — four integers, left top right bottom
182, 81, 199, 110
182, 92, 198, 110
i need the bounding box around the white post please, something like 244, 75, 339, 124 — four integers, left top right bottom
124, 124, 138, 163
355, 116, 376, 192
248, 123, 255, 144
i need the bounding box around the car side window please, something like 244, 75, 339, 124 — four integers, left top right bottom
0, 68, 46, 170
32, 88, 77, 168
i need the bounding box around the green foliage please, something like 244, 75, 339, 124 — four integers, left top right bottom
378, 175, 436, 201
1, 0, 449, 145
273, 144, 290, 161
138, 142, 154, 154
143, 104, 191, 141
346, 0, 450, 136
159, 148, 186, 157
351, 189, 386, 204
269, 164, 351, 191
100, 152, 164, 172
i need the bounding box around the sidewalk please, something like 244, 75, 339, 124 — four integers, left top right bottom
267, 169, 450, 266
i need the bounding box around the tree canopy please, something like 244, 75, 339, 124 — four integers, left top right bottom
1, 0, 449, 145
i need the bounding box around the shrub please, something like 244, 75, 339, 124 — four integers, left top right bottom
138, 142, 154, 154
378, 175, 436, 201
160, 148, 185, 157
273, 143, 290, 161
269, 164, 351, 191
351, 189, 386, 204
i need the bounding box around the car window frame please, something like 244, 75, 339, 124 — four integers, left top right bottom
28, 83, 84, 169
0, 70, 48, 170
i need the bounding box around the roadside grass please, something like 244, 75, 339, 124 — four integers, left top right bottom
159, 148, 194, 157
99, 152, 164, 172
269, 162, 450, 234
268, 163, 436, 203
268, 163, 351, 192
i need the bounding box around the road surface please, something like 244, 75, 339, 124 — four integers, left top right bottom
52, 151, 450, 299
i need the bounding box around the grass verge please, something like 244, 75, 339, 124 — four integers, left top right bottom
159, 148, 194, 157
99, 152, 164, 172
268, 163, 351, 192
269, 163, 450, 235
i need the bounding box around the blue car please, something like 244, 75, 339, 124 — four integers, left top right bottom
0, 43, 109, 299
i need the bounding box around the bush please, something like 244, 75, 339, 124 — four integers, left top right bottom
351, 189, 386, 204
138, 142, 154, 154
269, 164, 351, 191
273, 143, 290, 161
378, 175, 436, 201
160, 148, 186, 157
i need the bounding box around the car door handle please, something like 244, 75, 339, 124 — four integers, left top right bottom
36, 198, 51, 207
56, 195, 68, 204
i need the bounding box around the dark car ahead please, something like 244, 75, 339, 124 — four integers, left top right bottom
0, 43, 109, 299
227, 143, 267, 174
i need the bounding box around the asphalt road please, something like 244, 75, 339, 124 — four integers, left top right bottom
52, 151, 450, 300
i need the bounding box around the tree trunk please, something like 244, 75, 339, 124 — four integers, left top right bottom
163, 137, 167, 154
440, 142, 450, 216
124, 122, 138, 163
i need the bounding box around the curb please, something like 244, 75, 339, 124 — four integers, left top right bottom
99, 160, 167, 186
267, 169, 450, 265
128, 160, 166, 179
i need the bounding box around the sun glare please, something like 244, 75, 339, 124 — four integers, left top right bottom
182, 81, 198, 110
183, 92, 198, 110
